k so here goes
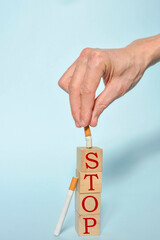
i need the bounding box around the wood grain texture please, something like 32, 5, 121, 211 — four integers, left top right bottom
77, 147, 103, 172
76, 169, 102, 193
75, 191, 101, 215
75, 210, 100, 236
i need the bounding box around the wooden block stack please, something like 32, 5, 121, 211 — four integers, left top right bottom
75, 147, 103, 236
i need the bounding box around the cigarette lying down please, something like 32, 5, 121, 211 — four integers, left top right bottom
84, 125, 92, 148
54, 177, 78, 236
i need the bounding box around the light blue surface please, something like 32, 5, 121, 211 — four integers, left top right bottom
0, 0, 160, 239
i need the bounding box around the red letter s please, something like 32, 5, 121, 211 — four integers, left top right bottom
86, 152, 99, 169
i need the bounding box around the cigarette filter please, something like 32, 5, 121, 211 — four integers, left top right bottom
54, 177, 78, 236
84, 126, 92, 148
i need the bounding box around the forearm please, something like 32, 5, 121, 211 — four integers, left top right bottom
127, 34, 160, 71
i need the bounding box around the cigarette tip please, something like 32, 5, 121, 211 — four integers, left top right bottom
54, 230, 59, 236
85, 136, 92, 148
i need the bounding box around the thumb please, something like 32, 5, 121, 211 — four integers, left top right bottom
90, 83, 118, 127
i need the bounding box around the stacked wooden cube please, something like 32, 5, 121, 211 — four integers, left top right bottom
75, 147, 103, 236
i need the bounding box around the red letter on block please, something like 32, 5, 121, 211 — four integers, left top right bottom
84, 174, 99, 191
85, 152, 99, 169
82, 196, 98, 213
83, 218, 97, 234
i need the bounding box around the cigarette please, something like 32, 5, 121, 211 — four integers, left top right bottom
54, 177, 78, 236
84, 125, 92, 148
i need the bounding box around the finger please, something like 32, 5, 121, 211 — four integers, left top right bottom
58, 59, 77, 93
80, 51, 105, 127
90, 81, 119, 127
68, 53, 89, 126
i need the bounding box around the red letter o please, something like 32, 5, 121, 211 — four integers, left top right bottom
82, 196, 98, 212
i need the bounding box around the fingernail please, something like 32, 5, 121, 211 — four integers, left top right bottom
90, 116, 98, 127
80, 120, 85, 127
75, 121, 80, 128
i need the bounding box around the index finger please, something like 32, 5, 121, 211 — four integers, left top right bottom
80, 51, 105, 127
58, 59, 77, 93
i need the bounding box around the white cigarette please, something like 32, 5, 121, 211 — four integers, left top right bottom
54, 177, 78, 236
84, 126, 92, 148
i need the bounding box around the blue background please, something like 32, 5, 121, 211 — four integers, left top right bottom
0, 0, 160, 239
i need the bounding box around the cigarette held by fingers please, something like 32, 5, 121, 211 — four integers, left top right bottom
84, 125, 92, 148
54, 177, 78, 236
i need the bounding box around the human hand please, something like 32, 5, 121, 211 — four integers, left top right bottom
58, 36, 160, 128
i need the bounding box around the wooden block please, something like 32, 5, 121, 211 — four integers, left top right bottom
77, 147, 103, 172
75, 191, 101, 215
76, 169, 102, 193
75, 210, 100, 236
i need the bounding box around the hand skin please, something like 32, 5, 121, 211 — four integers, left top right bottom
58, 34, 160, 128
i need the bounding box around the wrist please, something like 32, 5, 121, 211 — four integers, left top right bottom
126, 34, 160, 71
